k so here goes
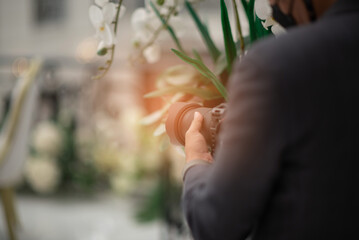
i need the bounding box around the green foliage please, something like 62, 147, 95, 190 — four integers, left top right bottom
136, 163, 183, 227
192, 49, 204, 62
157, 0, 165, 6
241, 0, 257, 43
220, 0, 237, 74
172, 49, 228, 100
240, 0, 273, 46
255, 15, 272, 38
57, 117, 100, 193
136, 180, 166, 222
185, 0, 221, 61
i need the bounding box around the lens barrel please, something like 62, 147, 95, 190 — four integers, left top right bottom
166, 102, 213, 146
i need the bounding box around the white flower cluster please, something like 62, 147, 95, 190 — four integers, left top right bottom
26, 121, 63, 194
89, 0, 126, 53
254, 0, 285, 35
32, 121, 63, 156
131, 0, 201, 63
25, 157, 60, 194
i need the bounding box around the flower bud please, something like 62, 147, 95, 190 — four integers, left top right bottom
97, 47, 108, 56
157, 0, 165, 6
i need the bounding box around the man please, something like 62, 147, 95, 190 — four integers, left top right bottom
182, 0, 359, 239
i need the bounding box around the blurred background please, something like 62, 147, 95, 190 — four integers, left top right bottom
0, 0, 244, 239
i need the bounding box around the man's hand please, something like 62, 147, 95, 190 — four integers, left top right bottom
185, 112, 213, 163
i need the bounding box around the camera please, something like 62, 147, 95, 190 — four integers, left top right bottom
165, 102, 227, 151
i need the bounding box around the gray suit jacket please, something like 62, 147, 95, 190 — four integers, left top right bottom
182, 0, 359, 239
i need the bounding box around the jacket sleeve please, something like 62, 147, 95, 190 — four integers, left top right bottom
182, 56, 286, 240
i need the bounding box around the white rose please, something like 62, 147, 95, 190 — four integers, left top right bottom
32, 121, 63, 157
25, 157, 60, 194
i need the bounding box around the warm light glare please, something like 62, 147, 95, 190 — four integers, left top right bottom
75, 38, 98, 63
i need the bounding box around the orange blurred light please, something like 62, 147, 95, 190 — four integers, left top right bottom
75, 38, 98, 63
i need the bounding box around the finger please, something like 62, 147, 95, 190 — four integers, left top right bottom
187, 112, 203, 132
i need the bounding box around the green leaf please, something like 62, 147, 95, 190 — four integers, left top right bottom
144, 86, 223, 100
135, 180, 166, 222
248, 0, 257, 42
192, 49, 203, 62
255, 15, 272, 39
214, 52, 227, 76
236, 36, 251, 52
172, 49, 228, 100
185, 0, 220, 61
240, 0, 257, 43
240, 0, 248, 9
149, 0, 185, 52
220, 0, 237, 74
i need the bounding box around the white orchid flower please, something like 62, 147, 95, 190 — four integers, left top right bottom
143, 44, 161, 63
89, 0, 126, 52
145, 0, 184, 15
131, 4, 185, 63
131, 7, 161, 39
131, 7, 163, 63
255, 0, 285, 36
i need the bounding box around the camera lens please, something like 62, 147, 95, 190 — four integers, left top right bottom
166, 102, 213, 146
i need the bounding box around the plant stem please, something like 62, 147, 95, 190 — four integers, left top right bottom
130, 2, 180, 63
93, 0, 123, 80
232, 0, 245, 55
114, 0, 123, 35
149, 0, 185, 53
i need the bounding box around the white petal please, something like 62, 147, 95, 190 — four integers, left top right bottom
103, 2, 117, 25
131, 8, 148, 31
263, 17, 275, 28
144, 0, 152, 11
174, 146, 186, 157
143, 44, 161, 63
97, 41, 107, 51
89, 5, 104, 28
153, 123, 166, 137
271, 24, 286, 36
95, 0, 109, 8
158, 65, 197, 86
119, 6, 126, 18
146, 13, 162, 31
254, 0, 272, 20
133, 30, 151, 44
261, 21, 268, 30
140, 109, 165, 125
169, 16, 186, 37
140, 93, 184, 126
98, 24, 114, 45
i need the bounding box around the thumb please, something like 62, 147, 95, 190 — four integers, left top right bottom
188, 112, 203, 132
